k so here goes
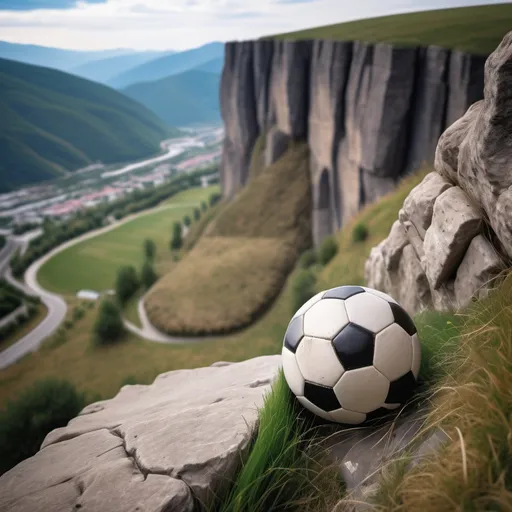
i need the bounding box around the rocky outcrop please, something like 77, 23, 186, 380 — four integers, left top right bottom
365, 32, 512, 315
0, 356, 281, 512
221, 39, 486, 245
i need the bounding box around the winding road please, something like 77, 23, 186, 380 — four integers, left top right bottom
0, 202, 211, 370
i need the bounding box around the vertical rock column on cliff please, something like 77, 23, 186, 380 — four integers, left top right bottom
220, 38, 486, 245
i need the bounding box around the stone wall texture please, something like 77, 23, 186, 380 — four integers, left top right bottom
220, 39, 487, 245
365, 32, 512, 315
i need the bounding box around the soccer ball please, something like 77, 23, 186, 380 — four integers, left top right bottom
282, 285, 421, 425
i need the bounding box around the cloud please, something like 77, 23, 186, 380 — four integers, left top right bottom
0, 0, 508, 51
0, 0, 105, 10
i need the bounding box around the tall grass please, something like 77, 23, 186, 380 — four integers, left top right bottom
215, 371, 343, 512
371, 271, 512, 510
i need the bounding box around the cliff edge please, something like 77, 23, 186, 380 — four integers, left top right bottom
220, 39, 486, 245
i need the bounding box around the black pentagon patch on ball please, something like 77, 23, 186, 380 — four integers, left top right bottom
389, 302, 417, 335
385, 371, 416, 404
332, 323, 375, 370
283, 315, 304, 353
304, 381, 340, 412
323, 285, 365, 300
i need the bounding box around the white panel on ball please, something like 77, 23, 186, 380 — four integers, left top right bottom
344, 292, 394, 334
295, 337, 345, 387
373, 323, 413, 381
293, 291, 325, 318
362, 286, 399, 304
303, 299, 349, 339
334, 367, 390, 414
382, 403, 401, 410
297, 396, 332, 422
329, 407, 367, 425
411, 333, 422, 379
282, 347, 305, 397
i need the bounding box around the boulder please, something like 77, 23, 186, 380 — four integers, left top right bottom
382, 220, 408, 271
401, 219, 426, 266
0, 356, 282, 512
454, 234, 505, 308
397, 245, 431, 315
436, 32, 512, 259
365, 241, 390, 293
400, 172, 452, 238
423, 186, 482, 290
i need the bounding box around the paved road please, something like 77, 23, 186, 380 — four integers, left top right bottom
0, 203, 201, 370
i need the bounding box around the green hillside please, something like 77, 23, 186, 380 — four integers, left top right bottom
0, 58, 175, 192
122, 70, 221, 127
272, 3, 512, 54
108, 42, 223, 89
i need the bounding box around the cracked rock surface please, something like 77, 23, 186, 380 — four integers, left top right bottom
0, 355, 282, 512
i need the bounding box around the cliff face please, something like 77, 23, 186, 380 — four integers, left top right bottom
220, 39, 486, 245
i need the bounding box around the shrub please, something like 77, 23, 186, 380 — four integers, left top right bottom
209, 192, 222, 207
183, 215, 192, 227
92, 300, 125, 346
0, 379, 85, 475
143, 238, 156, 262
72, 306, 85, 322
299, 249, 317, 269
63, 319, 74, 330
201, 201, 207, 212
318, 236, 338, 266
170, 222, 182, 250
352, 222, 369, 243
115, 265, 139, 305
291, 269, 317, 315
141, 261, 158, 289
194, 208, 201, 221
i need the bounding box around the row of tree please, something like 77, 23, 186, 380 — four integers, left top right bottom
11, 165, 219, 278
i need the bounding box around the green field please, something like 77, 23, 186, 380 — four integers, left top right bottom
37, 185, 219, 295
272, 4, 512, 55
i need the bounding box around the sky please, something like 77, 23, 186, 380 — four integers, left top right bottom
0, 0, 509, 51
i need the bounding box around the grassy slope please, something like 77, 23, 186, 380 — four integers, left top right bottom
0, 166, 421, 409
37, 185, 219, 295
272, 3, 512, 54
0, 58, 174, 192
145, 143, 312, 335
123, 70, 221, 127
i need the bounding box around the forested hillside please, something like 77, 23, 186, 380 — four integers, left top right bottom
0, 58, 175, 192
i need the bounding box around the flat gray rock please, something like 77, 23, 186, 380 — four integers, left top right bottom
423, 186, 482, 290
0, 355, 282, 511
454, 234, 505, 308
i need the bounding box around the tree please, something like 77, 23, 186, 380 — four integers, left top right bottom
201, 201, 207, 212
141, 261, 158, 289
0, 379, 84, 475
143, 238, 156, 262
170, 222, 182, 250
318, 236, 338, 266
115, 265, 139, 305
291, 269, 317, 315
183, 215, 191, 227
92, 300, 125, 346
193, 208, 201, 221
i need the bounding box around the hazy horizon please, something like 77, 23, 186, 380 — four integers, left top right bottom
0, 0, 509, 52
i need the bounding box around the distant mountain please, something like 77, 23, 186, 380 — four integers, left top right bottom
108, 42, 224, 88
0, 57, 175, 192
194, 57, 224, 74
122, 70, 221, 127
0, 41, 131, 72
69, 51, 173, 84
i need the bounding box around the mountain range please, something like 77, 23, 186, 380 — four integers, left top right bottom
0, 57, 173, 193
123, 70, 221, 127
